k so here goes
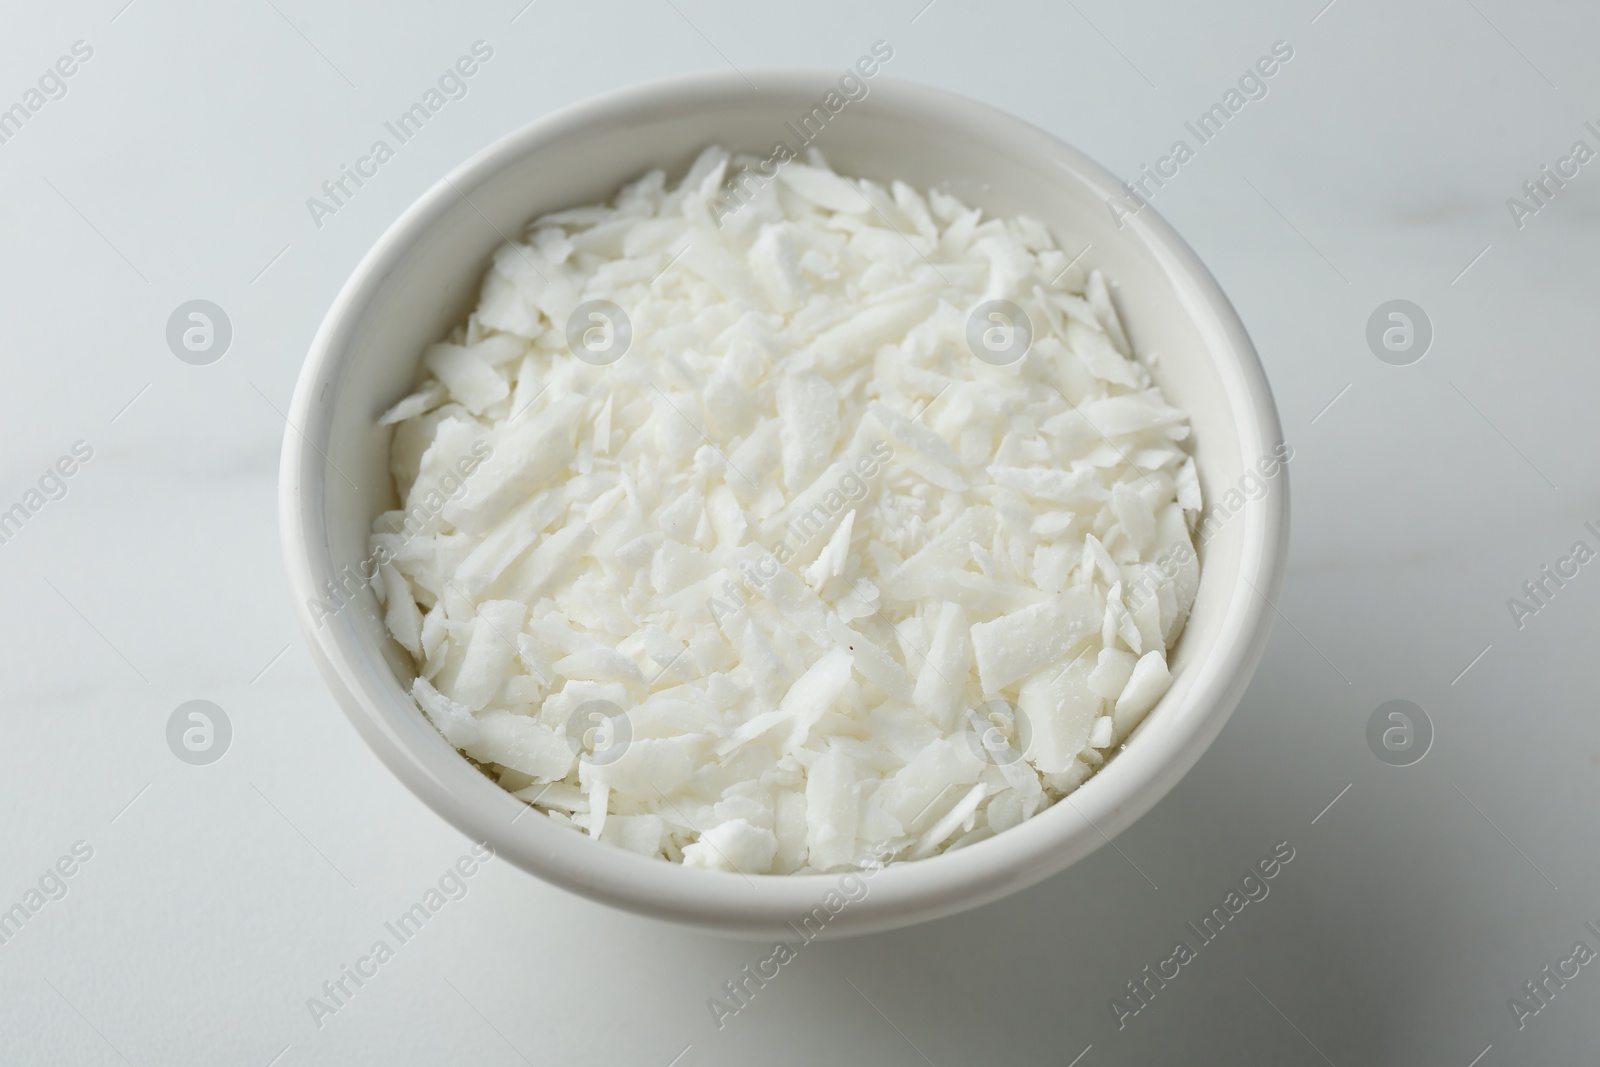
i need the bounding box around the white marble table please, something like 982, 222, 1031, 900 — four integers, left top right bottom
1, 0, 1595, 1063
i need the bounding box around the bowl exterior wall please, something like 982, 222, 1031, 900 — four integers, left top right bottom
280, 70, 1289, 939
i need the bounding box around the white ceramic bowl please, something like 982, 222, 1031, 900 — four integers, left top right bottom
279, 70, 1289, 939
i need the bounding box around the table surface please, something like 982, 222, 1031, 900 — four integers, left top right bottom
2, 1, 1596, 1063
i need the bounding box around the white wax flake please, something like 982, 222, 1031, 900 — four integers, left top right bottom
424, 342, 510, 415
1018, 656, 1101, 775
600, 813, 665, 857
988, 465, 1107, 506
827, 615, 913, 706
868, 400, 962, 469
1114, 650, 1173, 739
449, 600, 527, 711
1087, 714, 1115, 750
380, 564, 422, 658
778, 162, 870, 213
778, 372, 841, 491
720, 649, 835, 754
804, 509, 855, 589
372, 149, 1200, 874
1176, 456, 1203, 514
452, 492, 561, 597
1087, 647, 1136, 700
681, 818, 778, 873
913, 601, 971, 731
805, 750, 860, 871
412, 676, 481, 749
910, 781, 988, 859
378, 380, 446, 426
970, 589, 1099, 693
464, 709, 573, 782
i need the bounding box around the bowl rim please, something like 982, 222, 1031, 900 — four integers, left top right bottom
279, 67, 1289, 937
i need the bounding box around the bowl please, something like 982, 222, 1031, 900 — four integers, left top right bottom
279, 69, 1289, 939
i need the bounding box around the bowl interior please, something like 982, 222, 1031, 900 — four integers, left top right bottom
287, 71, 1285, 938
